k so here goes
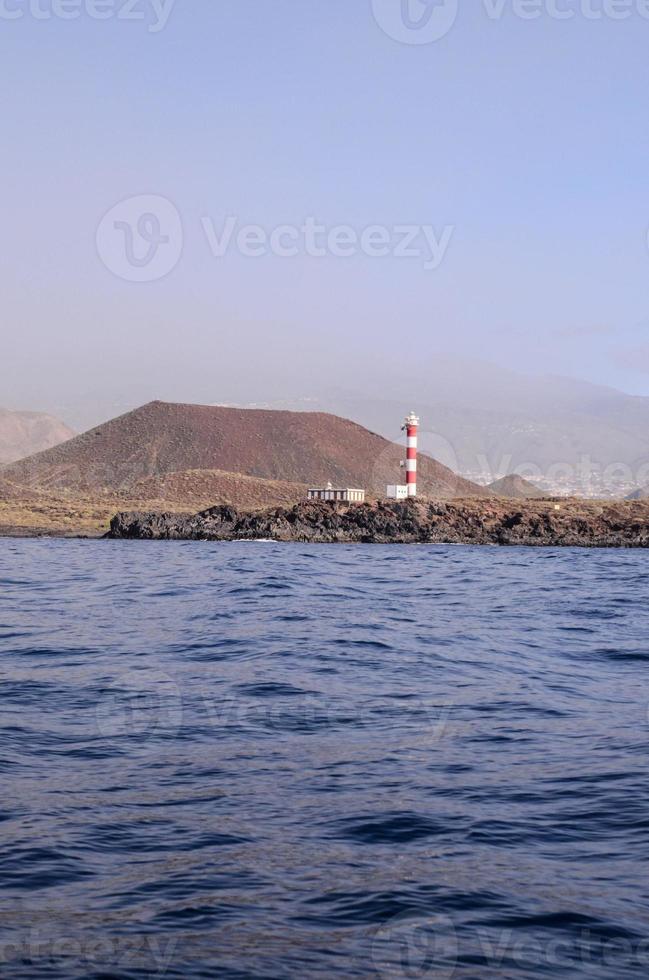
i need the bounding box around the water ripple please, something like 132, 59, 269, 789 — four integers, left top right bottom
1, 539, 648, 978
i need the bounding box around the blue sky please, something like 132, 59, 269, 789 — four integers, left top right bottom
2, 0, 649, 424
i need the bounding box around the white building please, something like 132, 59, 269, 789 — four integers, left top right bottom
308, 482, 365, 503
386, 485, 409, 500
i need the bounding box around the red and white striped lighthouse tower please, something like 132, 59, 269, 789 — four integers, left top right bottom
402, 411, 420, 498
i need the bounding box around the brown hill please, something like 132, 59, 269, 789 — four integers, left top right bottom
488, 474, 545, 499
1, 400, 487, 499
0, 408, 74, 465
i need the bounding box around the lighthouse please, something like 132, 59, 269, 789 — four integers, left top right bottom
386, 411, 420, 500
403, 411, 419, 498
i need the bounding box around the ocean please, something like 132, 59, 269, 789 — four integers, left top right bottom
1, 538, 648, 979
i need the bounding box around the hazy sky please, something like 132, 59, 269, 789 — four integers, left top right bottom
2, 0, 649, 427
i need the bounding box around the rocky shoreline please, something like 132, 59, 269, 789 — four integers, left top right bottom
108, 498, 649, 548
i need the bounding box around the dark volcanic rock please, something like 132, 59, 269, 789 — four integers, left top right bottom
108, 498, 649, 548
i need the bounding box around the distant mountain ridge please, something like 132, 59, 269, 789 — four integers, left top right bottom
0, 407, 74, 465
487, 475, 545, 499
626, 486, 649, 500
233, 358, 649, 496
1, 400, 488, 499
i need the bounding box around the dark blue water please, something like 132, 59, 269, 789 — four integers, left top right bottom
1, 539, 648, 979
